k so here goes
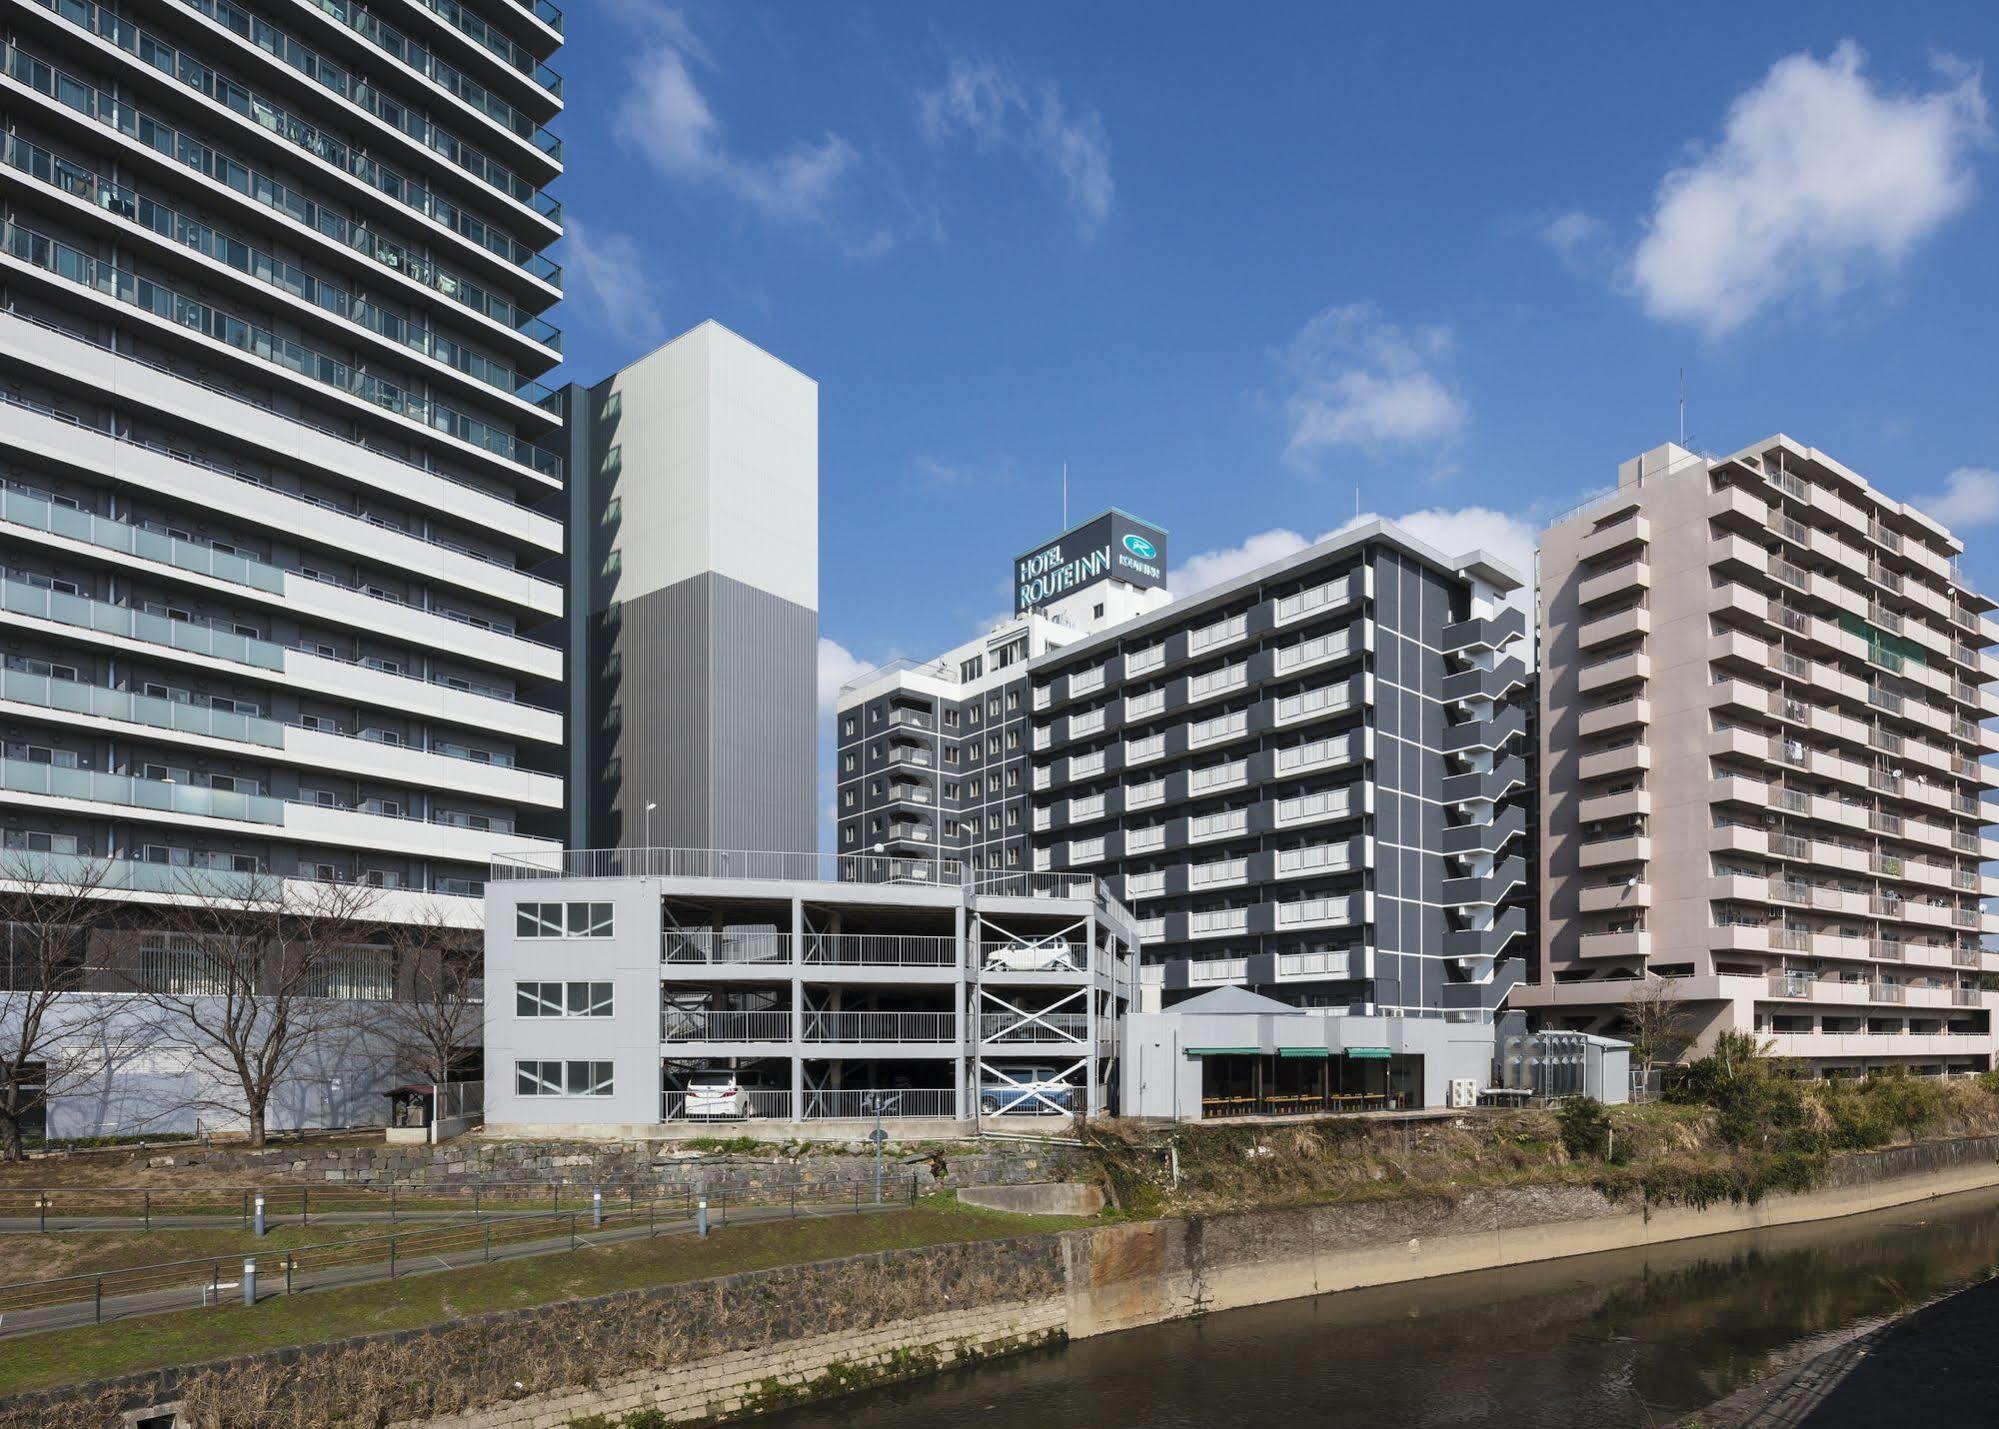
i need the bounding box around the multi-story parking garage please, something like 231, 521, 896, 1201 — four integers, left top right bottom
484, 849, 1138, 1134
0, 0, 569, 915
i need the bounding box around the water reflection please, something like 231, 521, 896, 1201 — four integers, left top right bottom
760, 1188, 1999, 1428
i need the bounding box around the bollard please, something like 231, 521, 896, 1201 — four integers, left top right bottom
242, 1258, 256, 1308
696, 1196, 709, 1238
592, 1189, 603, 1230
253, 1193, 266, 1238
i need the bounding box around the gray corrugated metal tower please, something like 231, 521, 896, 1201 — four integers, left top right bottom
565, 321, 819, 854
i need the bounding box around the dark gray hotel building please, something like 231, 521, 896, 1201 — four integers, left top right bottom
835, 511, 1170, 876
1030, 521, 1529, 1020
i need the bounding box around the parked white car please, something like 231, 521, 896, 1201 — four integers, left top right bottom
683, 1070, 755, 1120
982, 943, 1078, 973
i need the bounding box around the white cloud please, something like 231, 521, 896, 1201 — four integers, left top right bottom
1916, 467, 1999, 530
563, 217, 665, 346
816, 636, 875, 720
919, 58, 1114, 241
1631, 42, 1988, 335
1280, 304, 1467, 469
1169, 506, 1538, 661
1168, 529, 1311, 596
1539, 210, 1611, 274
611, 4, 863, 238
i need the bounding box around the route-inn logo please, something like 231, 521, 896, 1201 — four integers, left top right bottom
1122, 533, 1158, 560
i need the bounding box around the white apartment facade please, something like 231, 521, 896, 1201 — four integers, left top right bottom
0, 0, 569, 923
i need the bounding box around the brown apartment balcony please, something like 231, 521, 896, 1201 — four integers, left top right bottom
1578, 697, 1650, 738
1578, 559, 1651, 606
1577, 514, 1650, 564
1578, 741, 1649, 780
1578, 880, 1650, 914
1578, 834, 1650, 869
1577, 650, 1651, 694
1577, 604, 1650, 651
1578, 787, 1650, 822
1577, 929, 1650, 960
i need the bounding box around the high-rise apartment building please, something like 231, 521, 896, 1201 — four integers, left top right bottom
1031, 521, 1529, 1025
835, 510, 1169, 873
1524, 439, 1999, 1076
563, 321, 818, 855
0, 0, 568, 916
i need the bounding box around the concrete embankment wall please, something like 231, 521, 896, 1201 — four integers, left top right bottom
1067, 1133, 1999, 1336
12, 1136, 1998, 1429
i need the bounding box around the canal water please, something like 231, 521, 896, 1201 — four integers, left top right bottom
760, 1187, 1999, 1428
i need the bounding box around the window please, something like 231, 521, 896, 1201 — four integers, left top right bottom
988, 697, 1002, 718
843, 825, 856, 845
516, 1060, 614, 1097
842, 789, 855, 808
943, 709, 960, 729
841, 716, 855, 736
1006, 768, 1021, 789
516, 981, 614, 1018
1006, 690, 1021, 712
515, 902, 614, 939
945, 745, 962, 766
987, 735, 1001, 756
1006, 729, 1021, 751
967, 705, 981, 727
842, 753, 856, 773
960, 655, 984, 682
1093, 603, 1105, 620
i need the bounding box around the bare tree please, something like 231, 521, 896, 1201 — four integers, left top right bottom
0, 852, 117, 1161
1619, 975, 1699, 1074
381, 900, 482, 1086
130, 873, 380, 1148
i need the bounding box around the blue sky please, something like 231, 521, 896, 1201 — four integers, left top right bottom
548, 2, 1999, 827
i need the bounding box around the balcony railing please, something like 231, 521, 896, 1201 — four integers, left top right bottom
661, 931, 790, 965
0, 220, 560, 478
660, 1010, 792, 1042
802, 1011, 955, 1043
804, 935, 956, 967
977, 1012, 1090, 1043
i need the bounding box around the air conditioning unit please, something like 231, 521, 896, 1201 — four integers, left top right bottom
1448, 1078, 1479, 1109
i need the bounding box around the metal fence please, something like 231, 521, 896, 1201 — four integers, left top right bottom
0, 1175, 943, 1230
801, 1010, 956, 1043
0, 1174, 921, 1332
658, 1088, 960, 1121
487, 847, 1101, 905
800, 1088, 957, 1120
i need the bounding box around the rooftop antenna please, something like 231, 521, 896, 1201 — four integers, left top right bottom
1062, 461, 1069, 529
1678, 368, 1687, 447
1354, 484, 1361, 522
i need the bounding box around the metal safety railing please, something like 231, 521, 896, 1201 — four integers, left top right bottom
0, 1174, 920, 1332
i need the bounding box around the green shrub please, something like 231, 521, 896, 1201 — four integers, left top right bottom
1556, 1097, 1612, 1161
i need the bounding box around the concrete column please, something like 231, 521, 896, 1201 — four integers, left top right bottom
790, 896, 804, 1118
955, 897, 969, 1120
1085, 909, 1100, 1116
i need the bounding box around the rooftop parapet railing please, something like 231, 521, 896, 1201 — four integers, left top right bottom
489, 847, 1103, 905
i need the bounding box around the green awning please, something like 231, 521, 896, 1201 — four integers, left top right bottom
1278, 1048, 1332, 1058
1184, 1047, 1259, 1056
1345, 1047, 1393, 1060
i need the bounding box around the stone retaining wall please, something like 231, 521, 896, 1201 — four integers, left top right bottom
400, 1298, 1067, 1429
132, 1138, 1085, 1196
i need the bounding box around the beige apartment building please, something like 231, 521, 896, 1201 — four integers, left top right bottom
1521, 438, 1999, 1077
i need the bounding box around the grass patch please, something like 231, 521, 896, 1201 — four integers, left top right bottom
0, 1222, 406, 1285
0, 1196, 1095, 1395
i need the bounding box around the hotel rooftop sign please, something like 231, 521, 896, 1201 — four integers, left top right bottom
1014, 510, 1169, 615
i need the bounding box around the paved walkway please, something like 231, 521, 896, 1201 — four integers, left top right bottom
0, 1200, 902, 1340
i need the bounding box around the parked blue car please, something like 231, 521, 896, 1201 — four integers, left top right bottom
978, 1064, 1076, 1116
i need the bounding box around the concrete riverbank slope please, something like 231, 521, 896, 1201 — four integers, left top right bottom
6, 1135, 1996, 1428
